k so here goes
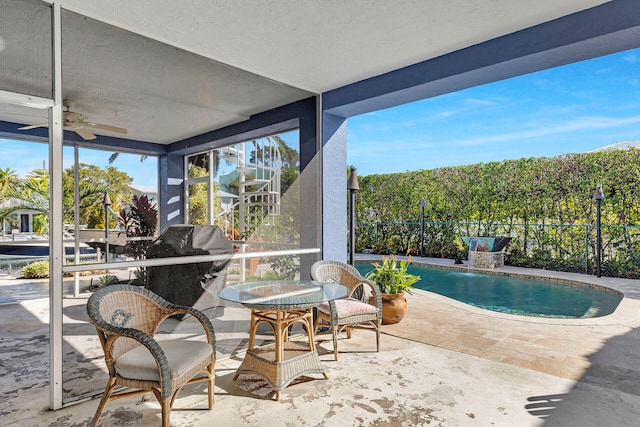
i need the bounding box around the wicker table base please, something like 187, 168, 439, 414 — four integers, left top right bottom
234, 341, 328, 399
233, 308, 328, 400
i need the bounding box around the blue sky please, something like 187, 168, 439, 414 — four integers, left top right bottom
2, 47, 639, 184
0, 141, 158, 188
348, 47, 640, 176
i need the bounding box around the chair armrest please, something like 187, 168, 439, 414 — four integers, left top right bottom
362, 278, 382, 312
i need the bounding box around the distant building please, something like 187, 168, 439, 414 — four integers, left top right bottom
588, 141, 640, 152
130, 185, 158, 203
0, 198, 41, 235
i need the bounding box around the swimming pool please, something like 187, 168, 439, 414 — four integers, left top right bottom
355, 262, 622, 319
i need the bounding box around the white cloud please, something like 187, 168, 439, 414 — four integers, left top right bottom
462, 97, 507, 108
623, 52, 639, 64
448, 115, 640, 147
627, 78, 640, 88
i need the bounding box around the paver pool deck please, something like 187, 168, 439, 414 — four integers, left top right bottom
2, 257, 640, 426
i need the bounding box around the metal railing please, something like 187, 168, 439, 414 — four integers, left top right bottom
354, 220, 640, 278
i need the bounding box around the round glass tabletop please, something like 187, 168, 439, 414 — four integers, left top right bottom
218, 280, 348, 309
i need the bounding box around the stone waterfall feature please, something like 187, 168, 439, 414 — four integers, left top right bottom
461, 236, 512, 269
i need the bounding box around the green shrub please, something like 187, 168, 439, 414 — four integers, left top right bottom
96, 275, 119, 287
269, 255, 298, 280
21, 260, 50, 278
261, 270, 279, 281
355, 150, 640, 278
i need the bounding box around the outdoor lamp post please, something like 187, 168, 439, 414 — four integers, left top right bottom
420, 198, 426, 256
103, 192, 112, 263
347, 167, 359, 266
593, 185, 604, 277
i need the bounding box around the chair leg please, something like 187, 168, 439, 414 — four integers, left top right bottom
313, 314, 320, 334
376, 321, 381, 352
208, 363, 215, 409
161, 398, 171, 427
150, 387, 174, 427
332, 325, 339, 361
90, 376, 117, 427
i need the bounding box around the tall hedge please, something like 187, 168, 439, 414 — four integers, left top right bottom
355, 149, 640, 278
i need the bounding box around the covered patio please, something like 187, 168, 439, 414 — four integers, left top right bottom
2, 0, 640, 421
3, 259, 640, 426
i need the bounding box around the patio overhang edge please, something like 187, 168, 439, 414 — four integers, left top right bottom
322, 0, 640, 119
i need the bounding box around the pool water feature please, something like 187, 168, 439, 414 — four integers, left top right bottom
356, 263, 622, 319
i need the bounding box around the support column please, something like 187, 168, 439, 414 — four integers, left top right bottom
298, 97, 321, 278
321, 111, 348, 263
49, 2, 64, 410
158, 154, 185, 232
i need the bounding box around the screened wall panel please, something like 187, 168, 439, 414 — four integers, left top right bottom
0, 3, 315, 406
0, 0, 52, 98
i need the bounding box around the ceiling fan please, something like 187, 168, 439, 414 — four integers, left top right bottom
18, 99, 128, 141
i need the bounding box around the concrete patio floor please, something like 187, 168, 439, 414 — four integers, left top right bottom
3, 258, 640, 426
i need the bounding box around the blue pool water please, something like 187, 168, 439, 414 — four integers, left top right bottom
355, 263, 622, 319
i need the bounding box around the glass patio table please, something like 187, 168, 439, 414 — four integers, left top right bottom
219, 280, 348, 400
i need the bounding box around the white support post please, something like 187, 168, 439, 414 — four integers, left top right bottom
49, 1, 64, 411
73, 146, 80, 297
208, 150, 214, 225
183, 155, 189, 224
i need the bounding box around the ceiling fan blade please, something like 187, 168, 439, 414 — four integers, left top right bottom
18, 123, 48, 130
74, 127, 97, 140
85, 122, 128, 135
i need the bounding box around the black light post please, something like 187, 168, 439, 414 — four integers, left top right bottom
419, 198, 426, 256
347, 167, 359, 265
103, 192, 112, 263
593, 185, 604, 277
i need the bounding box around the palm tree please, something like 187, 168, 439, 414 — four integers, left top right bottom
0, 168, 20, 234
5, 169, 110, 233
0, 167, 18, 194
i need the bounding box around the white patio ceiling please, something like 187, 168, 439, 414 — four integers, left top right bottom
59, 0, 608, 93
2, 0, 610, 144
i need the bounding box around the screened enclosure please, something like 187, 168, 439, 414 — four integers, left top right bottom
0, 0, 320, 408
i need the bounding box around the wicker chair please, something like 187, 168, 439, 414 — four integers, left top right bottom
310, 260, 382, 361
86, 284, 216, 427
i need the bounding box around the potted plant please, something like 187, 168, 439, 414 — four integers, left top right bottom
365, 255, 421, 324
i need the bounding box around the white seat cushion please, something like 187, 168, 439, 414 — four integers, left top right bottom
317, 298, 378, 320
116, 339, 213, 381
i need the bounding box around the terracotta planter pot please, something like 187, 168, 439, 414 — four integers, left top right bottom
380, 292, 408, 325
248, 258, 259, 274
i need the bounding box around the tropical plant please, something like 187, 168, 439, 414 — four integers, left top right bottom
185, 161, 223, 225
96, 274, 119, 287
0, 167, 19, 197
0, 167, 20, 233
21, 260, 50, 278
64, 163, 133, 228
119, 195, 158, 242
268, 255, 298, 280
365, 255, 421, 295
118, 195, 158, 284
5, 168, 112, 230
